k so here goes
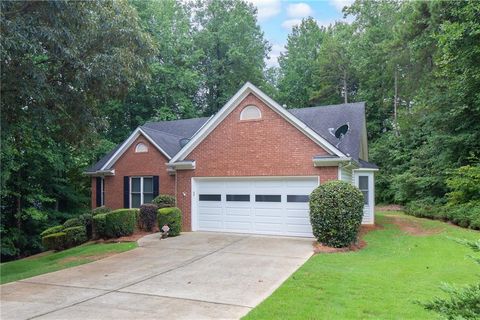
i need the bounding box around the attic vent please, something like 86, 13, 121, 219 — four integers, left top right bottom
179, 138, 190, 148
328, 123, 350, 147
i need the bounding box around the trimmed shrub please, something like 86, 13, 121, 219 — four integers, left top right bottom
42, 232, 67, 251
139, 204, 158, 231
64, 226, 87, 247
40, 225, 64, 237
158, 207, 182, 236
93, 213, 107, 239
92, 206, 112, 216
105, 209, 137, 238
78, 213, 93, 239
152, 194, 176, 209
309, 180, 364, 248
63, 217, 82, 228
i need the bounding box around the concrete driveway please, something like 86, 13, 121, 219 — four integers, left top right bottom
1, 232, 313, 320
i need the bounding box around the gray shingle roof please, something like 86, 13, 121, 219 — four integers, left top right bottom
289, 102, 365, 161
86, 102, 377, 173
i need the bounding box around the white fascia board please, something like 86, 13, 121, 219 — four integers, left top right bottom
100, 127, 171, 171
168, 160, 196, 170
170, 82, 346, 163
353, 168, 379, 172
313, 157, 352, 167
83, 169, 115, 176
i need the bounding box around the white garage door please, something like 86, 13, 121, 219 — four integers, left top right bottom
193, 177, 318, 237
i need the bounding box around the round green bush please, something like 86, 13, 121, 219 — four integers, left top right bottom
42, 232, 67, 251
152, 194, 176, 209
105, 209, 137, 238
139, 204, 158, 231
40, 225, 64, 237
92, 213, 107, 239
309, 180, 364, 247
158, 207, 182, 236
92, 206, 112, 216
64, 226, 87, 247
63, 217, 82, 228
78, 213, 93, 239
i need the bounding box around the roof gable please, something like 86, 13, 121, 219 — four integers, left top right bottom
169, 82, 346, 163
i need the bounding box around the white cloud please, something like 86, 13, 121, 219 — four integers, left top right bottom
329, 0, 355, 11
248, 0, 281, 21
281, 19, 302, 30
266, 43, 285, 67
286, 3, 313, 18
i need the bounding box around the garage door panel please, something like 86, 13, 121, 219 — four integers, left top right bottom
195, 177, 317, 237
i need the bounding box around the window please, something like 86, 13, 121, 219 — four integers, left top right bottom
130, 177, 153, 208
100, 177, 105, 206
226, 194, 250, 202
199, 194, 221, 201
358, 176, 369, 205
287, 195, 309, 203
240, 105, 261, 120
135, 142, 148, 153
255, 195, 281, 202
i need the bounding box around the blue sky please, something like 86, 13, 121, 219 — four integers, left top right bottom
249, 0, 354, 66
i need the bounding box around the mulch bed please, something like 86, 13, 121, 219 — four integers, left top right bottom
375, 204, 404, 211
312, 224, 383, 254
93, 228, 159, 244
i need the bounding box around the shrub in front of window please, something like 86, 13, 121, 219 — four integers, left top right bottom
63, 217, 83, 228
152, 194, 176, 208
139, 204, 158, 231
92, 206, 112, 216
92, 213, 107, 239
64, 226, 87, 248
158, 207, 182, 236
105, 209, 137, 238
40, 225, 65, 237
78, 213, 93, 239
309, 180, 364, 247
42, 232, 67, 251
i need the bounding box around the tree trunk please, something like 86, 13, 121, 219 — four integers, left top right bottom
343, 69, 348, 104
394, 67, 399, 136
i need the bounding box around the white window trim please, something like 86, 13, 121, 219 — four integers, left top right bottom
358, 175, 369, 205
135, 142, 148, 153
130, 176, 154, 208
240, 105, 262, 120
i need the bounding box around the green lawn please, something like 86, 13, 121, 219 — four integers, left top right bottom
0, 242, 137, 284
244, 211, 479, 320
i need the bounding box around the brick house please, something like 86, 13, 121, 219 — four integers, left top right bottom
85, 82, 378, 237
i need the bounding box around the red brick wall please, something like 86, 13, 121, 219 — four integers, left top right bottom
176, 93, 338, 230
91, 135, 175, 210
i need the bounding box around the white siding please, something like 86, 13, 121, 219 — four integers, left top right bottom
339, 166, 354, 184
353, 171, 375, 224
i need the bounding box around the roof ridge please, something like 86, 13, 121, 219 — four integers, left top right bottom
144, 116, 210, 126
289, 102, 365, 112
141, 126, 184, 138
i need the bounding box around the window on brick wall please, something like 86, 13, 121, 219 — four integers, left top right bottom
240, 105, 261, 120
100, 177, 105, 206
130, 177, 153, 208
135, 142, 148, 153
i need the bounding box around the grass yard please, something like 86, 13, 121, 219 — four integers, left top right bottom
0, 242, 137, 284
244, 211, 479, 320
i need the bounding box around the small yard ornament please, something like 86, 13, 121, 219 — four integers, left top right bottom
161, 224, 170, 239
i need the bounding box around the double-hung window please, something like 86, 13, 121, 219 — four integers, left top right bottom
100, 177, 105, 206
130, 177, 153, 208
358, 176, 369, 205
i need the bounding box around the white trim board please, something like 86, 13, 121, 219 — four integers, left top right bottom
100, 128, 171, 171
170, 82, 346, 163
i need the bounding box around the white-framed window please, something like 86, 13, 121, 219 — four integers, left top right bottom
130, 177, 153, 208
100, 177, 105, 206
358, 176, 369, 205
240, 105, 261, 120
135, 142, 148, 153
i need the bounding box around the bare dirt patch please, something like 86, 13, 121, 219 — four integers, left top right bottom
94, 230, 158, 244
58, 252, 116, 265
376, 204, 404, 211
313, 224, 382, 254
384, 215, 444, 236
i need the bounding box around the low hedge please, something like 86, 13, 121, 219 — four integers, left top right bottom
63, 217, 83, 228
105, 209, 137, 238
139, 204, 158, 231
64, 226, 87, 247
158, 207, 182, 236
40, 225, 64, 237
152, 194, 176, 209
92, 206, 112, 216
93, 213, 107, 239
42, 232, 67, 251
309, 180, 364, 248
